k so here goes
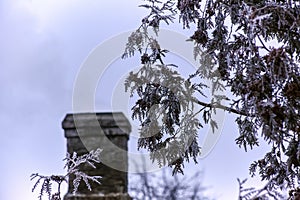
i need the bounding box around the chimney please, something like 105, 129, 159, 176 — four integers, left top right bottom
62, 112, 132, 200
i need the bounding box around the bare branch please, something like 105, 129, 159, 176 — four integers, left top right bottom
194, 99, 255, 117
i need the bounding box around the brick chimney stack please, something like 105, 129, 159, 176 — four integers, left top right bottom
62, 112, 132, 200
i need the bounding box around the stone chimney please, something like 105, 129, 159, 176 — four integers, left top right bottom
62, 112, 132, 200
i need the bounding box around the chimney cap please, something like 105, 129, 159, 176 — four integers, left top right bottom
62, 112, 131, 133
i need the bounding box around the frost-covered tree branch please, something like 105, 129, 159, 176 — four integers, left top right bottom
122, 0, 300, 194
31, 149, 102, 200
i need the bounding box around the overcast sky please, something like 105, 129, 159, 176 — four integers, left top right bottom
0, 1, 271, 199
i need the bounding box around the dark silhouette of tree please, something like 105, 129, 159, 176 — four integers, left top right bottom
122, 0, 300, 197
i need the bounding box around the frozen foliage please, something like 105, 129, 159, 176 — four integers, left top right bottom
31, 149, 102, 200
122, 0, 300, 197
124, 34, 205, 174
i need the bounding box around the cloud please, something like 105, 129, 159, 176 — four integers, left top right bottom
0, 0, 146, 125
